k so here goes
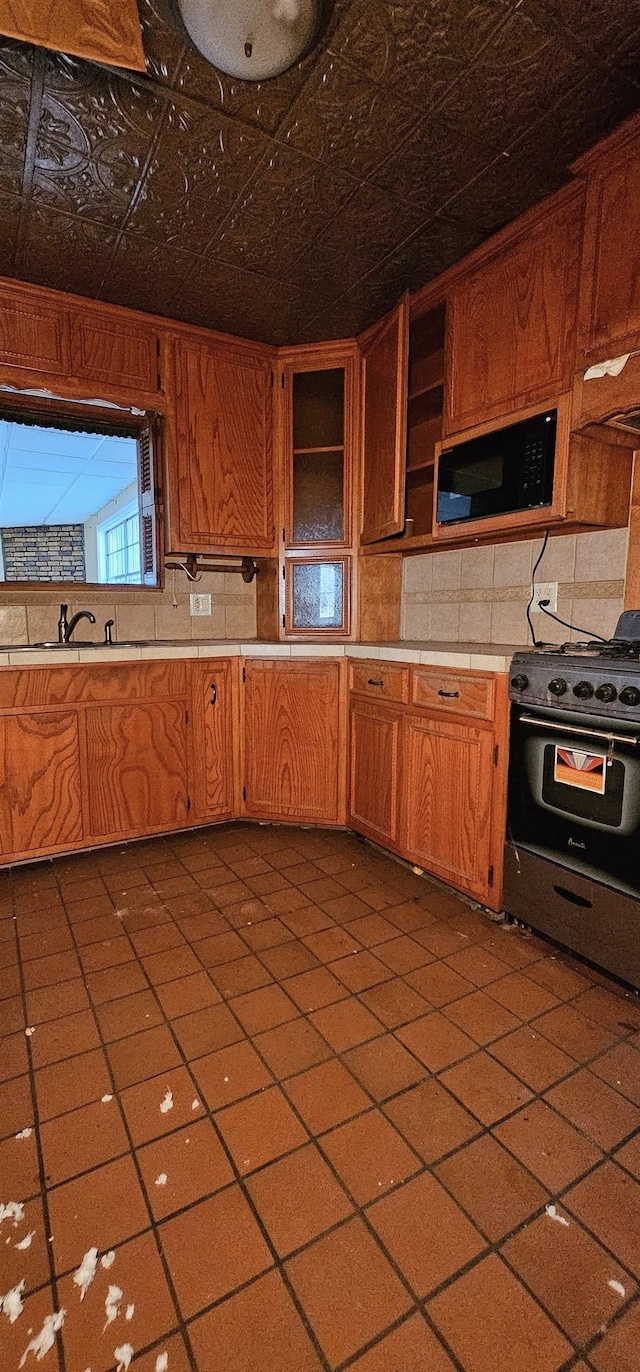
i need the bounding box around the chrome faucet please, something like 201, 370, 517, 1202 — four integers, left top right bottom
57, 603, 96, 644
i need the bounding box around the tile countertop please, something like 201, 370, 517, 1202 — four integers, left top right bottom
0, 640, 518, 671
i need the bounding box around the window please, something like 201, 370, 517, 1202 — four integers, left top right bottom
0, 406, 159, 586
98, 502, 141, 584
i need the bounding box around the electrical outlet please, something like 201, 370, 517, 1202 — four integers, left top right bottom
532, 581, 558, 613
190, 592, 211, 617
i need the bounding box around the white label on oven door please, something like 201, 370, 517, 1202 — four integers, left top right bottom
554, 746, 606, 794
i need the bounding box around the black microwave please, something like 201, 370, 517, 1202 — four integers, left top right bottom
436, 408, 556, 526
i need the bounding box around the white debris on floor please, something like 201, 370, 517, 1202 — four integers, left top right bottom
15, 1233, 34, 1251
545, 1204, 570, 1227
191, 1099, 200, 1110
608, 1279, 626, 1297
103, 1284, 123, 1330
100, 1251, 115, 1269
73, 1247, 98, 1300
1, 1278, 25, 1322
155, 1174, 167, 1187
114, 1343, 134, 1371
19, 1309, 65, 1365
155, 1354, 169, 1372
101, 1095, 113, 1104
159, 1090, 173, 1114
125, 1303, 135, 1321
15, 1129, 32, 1140
24, 1028, 35, 1038
0, 1201, 24, 1226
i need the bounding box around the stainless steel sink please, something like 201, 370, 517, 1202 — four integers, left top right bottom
32, 641, 98, 649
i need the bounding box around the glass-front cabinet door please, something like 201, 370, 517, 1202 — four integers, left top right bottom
284, 356, 354, 550
278, 345, 356, 638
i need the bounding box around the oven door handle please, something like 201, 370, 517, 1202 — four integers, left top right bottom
518, 713, 640, 748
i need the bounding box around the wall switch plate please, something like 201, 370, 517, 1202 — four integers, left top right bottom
190, 592, 211, 616
532, 581, 558, 613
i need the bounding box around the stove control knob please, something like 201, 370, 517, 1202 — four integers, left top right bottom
548, 677, 568, 696
595, 683, 617, 703
619, 685, 640, 707
510, 674, 529, 691
573, 680, 594, 699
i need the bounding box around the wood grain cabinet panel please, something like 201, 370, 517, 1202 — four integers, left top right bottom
0, 287, 69, 376
349, 700, 401, 845
350, 661, 408, 703
85, 700, 189, 839
243, 660, 341, 823
0, 711, 82, 857
402, 714, 494, 901
446, 194, 581, 434
69, 313, 160, 393
411, 668, 495, 721
173, 337, 275, 555
360, 295, 409, 543
0, 0, 146, 70
576, 123, 640, 363
190, 660, 235, 821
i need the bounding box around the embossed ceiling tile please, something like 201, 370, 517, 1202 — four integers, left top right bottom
128, 99, 268, 249
371, 7, 589, 212
0, 80, 30, 197
279, 53, 420, 180
100, 234, 194, 315
0, 35, 34, 83
522, 0, 640, 67
331, 0, 508, 98
31, 151, 137, 228
290, 182, 428, 293
41, 58, 164, 156
17, 205, 117, 297
211, 143, 357, 277
169, 252, 301, 344
0, 195, 21, 276
138, 0, 186, 84
447, 72, 640, 238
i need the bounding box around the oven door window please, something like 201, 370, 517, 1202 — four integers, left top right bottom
542, 744, 624, 827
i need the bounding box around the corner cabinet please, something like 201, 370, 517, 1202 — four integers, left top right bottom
444, 188, 583, 436
242, 658, 346, 823
170, 334, 276, 557
348, 661, 509, 909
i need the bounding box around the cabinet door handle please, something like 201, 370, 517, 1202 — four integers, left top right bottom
437, 689, 460, 698
209, 683, 217, 706
367, 678, 384, 687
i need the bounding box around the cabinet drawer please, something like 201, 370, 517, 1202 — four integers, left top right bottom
411, 668, 495, 720
350, 661, 409, 703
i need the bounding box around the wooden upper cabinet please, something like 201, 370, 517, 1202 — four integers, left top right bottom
0, 0, 146, 70
69, 311, 160, 396
445, 191, 582, 435
575, 115, 640, 365
243, 659, 343, 824
0, 282, 70, 378
360, 295, 409, 543
172, 336, 275, 556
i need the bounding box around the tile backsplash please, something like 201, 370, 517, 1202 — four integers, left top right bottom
0, 567, 257, 645
401, 529, 629, 645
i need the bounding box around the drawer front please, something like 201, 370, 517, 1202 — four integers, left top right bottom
411, 667, 495, 720
350, 661, 409, 703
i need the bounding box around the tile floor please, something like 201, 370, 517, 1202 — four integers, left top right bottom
1, 823, 639, 1372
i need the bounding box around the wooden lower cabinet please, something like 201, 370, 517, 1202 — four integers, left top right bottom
84, 700, 189, 840
243, 659, 345, 824
349, 662, 508, 909
0, 711, 83, 858
402, 713, 495, 903
190, 659, 236, 822
349, 700, 401, 845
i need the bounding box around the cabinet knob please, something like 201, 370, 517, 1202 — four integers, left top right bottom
437, 689, 460, 698
209, 683, 217, 706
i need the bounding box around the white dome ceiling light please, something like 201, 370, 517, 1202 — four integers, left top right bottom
177, 0, 322, 81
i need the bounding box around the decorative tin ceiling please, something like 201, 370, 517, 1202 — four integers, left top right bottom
0, 0, 639, 345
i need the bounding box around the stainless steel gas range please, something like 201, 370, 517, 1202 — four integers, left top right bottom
504, 612, 640, 988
